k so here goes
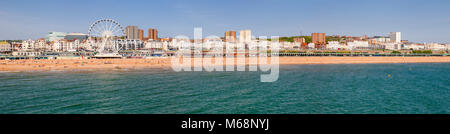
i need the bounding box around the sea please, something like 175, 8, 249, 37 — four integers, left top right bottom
0, 63, 449, 114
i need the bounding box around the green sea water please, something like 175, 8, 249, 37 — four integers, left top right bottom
0, 63, 448, 114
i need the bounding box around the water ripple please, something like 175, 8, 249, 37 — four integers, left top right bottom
0, 63, 449, 114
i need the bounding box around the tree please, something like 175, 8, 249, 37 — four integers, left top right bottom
391, 51, 401, 54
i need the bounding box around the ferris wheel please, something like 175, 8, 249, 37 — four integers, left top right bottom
88, 19, 125, 39
87, 19, 125, 54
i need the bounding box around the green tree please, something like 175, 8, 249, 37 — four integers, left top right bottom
391, 51, 401, 54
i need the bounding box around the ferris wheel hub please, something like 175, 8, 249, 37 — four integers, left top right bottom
102, 30, 113, 38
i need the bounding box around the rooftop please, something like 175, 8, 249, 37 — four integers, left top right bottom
66, 33, 88, 36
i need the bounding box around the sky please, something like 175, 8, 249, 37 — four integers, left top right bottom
1, 0, 449, 43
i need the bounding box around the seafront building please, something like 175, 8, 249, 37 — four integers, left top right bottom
280, 42, 295, 50
148, 28, 158, 40
293, 38, 305, 44
21, 39, 46, 51
404, 43, 425, 50
65, 33, 88, 41
389, 32, 402, 43
348, 41, 370, 50
0, 41, 11, 53
293, 38, 305, 49
139, 29, 144, 40
239, 30, 252, 43
9, 34, 448, 53
326, 41, 347, 50
312, 33, 326, 49
125, 26, 139, 40
312, 33, 326, 44
116, 39, 145, 50
369, 36, 391, 44
384, 43, 402, 50
45, 32, 67, 42
425, 43, 447, 51
225, 31, 236, 42
2, 28, 449, 60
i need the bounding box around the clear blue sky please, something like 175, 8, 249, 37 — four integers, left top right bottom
1, 0, 449, 43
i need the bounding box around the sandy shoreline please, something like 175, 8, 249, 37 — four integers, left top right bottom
0, 57, 449, 72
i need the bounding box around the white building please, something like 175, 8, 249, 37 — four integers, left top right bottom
389, 32, 401, 43
307, 43, 315, 49
281, 42, 294, 49
239, 30, 252, 43
0, 42, 11, 52
116, 40, 144, 50
68, 40, 81, 52
36, 40, 47, 51
21, 40, 36, 51
162, 41, 169, 51
370, 36, 391, 43
326, 41, 347, 50
425, 43, 446, 51
347, 41, 369, 50
145, 40, 164, 49
171, 38, 192, 50
203, 38, 224, 51
383, 43, 402, 50
53, 40, 69, 52
404, 44, 425, 50
45, 32, 67, 42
